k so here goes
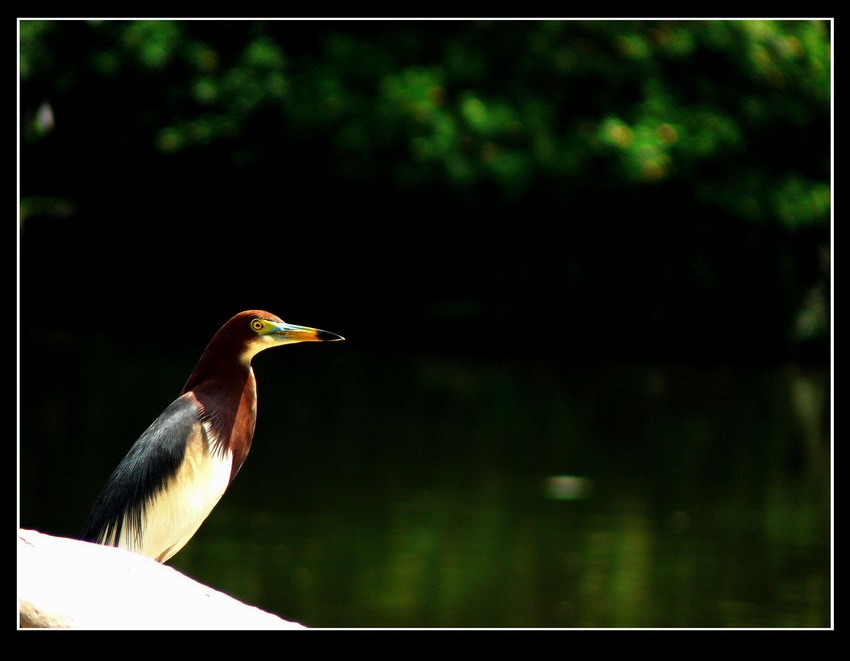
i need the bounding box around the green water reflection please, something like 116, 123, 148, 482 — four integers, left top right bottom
19, 342, 831, 628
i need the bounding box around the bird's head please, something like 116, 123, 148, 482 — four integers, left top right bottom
182, 310, 344, 394
226, 310, 345, 363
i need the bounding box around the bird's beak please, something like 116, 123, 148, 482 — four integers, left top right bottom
270, 322, 345, 343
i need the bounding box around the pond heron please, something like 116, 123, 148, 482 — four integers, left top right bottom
79, 309, 343, 562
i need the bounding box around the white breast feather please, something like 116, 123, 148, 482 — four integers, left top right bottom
115, 420, 233, 562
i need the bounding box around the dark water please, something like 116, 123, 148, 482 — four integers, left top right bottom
19, 337, 831, 628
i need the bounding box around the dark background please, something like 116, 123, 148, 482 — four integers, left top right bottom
20, 19, 830, 362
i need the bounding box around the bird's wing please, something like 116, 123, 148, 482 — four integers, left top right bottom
79, 394, 232, 562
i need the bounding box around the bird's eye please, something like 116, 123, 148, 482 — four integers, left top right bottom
250, 318, 265, 333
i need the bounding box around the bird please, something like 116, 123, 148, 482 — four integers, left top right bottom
79, 309, 343, 563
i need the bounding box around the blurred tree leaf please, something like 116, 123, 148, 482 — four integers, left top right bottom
18, 19, 831, 360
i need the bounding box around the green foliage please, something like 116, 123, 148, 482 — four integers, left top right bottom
18, 19, 831, 360
20, 19, 830, 230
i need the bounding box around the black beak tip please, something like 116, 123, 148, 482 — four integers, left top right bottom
319, 330, 345, 342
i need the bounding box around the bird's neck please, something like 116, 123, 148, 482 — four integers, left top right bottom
185, 361, 258, 483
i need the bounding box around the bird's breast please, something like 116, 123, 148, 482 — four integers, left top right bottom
191, 372, 257, 483
229, 379, 257, 480
137, 419, 234, 562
